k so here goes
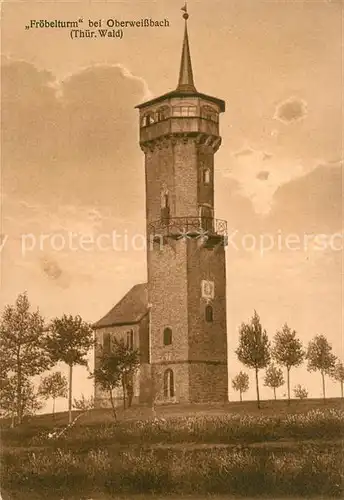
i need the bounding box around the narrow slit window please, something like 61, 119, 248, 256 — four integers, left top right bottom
203, 169, 211, 185
205, 305, 213, 323
163, 369, 175, 398
163, 327, 172, 346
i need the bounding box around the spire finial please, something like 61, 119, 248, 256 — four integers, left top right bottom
176, 3, 197, 93
181, 2, 189, 20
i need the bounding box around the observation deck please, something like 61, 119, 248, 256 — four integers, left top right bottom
148, 217, 228, 247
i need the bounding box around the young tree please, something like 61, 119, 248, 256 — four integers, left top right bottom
306, 335, 336, 401
38, 372, 68, 418
294, 384, 308, 400
235, 311, 270, 408
112, 338, 140, 409
231, 371, 249, 402
93, 349, 122, 420
331, 360, 344, 398
0, 293, 52, 424
0, 376, 43, 426
45, 314, 94, 423
73, 394, 95, 411
264, 364, 284, 400
93, 338, 140, 413
272, 324, 304, 405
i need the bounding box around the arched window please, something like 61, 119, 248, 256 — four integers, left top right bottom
202, 168, 211, 185
163, 327, 172, 346
163, 369, 175, 398
205, 304, 213, 323
126, 329, 134, 350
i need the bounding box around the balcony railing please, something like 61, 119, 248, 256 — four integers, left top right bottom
148, 217, 227, 245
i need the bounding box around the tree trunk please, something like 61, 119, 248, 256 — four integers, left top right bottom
273, 387, 276, 400
16, 356, 23, 424
109, 389, 117, 421
239, 390, 242, 402
287, 367, 290, 405
52, 398, 55, 419
122, 376, 126, 410
11, 412, 15, 428
321, 371, 326, 401
128, 388, 133, 408
255, 367, 260, 409
68, 364, 73, 424
341, 381, 343, 399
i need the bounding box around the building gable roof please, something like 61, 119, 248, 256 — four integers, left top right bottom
93, 283, 148, 329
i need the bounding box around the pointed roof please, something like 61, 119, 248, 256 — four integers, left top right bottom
135, 7, 225, 112
93, 283, 148, 329
176, 16, 196, 93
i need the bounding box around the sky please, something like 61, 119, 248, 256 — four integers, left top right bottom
1, 0, 343, 410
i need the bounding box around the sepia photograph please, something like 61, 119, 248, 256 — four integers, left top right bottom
0, 0, 343, 498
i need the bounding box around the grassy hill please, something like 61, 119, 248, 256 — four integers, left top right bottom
4, 396, 342, 428
1, 398, 343, 499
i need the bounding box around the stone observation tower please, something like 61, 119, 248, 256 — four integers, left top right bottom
94, 6, 228, 406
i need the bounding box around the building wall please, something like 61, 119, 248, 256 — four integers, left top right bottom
148, 239, 189, 366
189, 363, 228, 402
94, 319, 151, 408
143, 106, 227, 404
152, 362, 190, 404
187, 240, 228, 363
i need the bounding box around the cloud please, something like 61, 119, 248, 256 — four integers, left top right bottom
267, 163, 342, 233
274, 97, 307, 124
1, 60, 147, 215
233, 148, 254, 157
221, 148, 307, 214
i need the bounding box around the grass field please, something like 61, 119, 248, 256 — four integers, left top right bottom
1, 399, 343, 499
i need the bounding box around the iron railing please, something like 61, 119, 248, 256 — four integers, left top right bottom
148, 217, 227, 241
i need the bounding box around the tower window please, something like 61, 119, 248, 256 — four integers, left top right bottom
142, 112, 155, 127
199, 205, 214, 233
161, 190, 170, 221
126, 329, 134, 350
156, 106, 170, 121
163, 369, 175, 398
205, 305, 213, 323
201, 105, 218, 123
202, 168, 211, 185
163, 327, 172, 346
172, 106, 197, 117
103, 332, 111, 352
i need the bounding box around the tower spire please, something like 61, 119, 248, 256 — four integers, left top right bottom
176, 3, 197, 93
